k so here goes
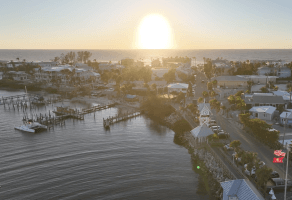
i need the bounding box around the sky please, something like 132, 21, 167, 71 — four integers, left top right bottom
1, 0, 292, 49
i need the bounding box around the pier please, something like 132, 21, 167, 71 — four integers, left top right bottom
103, 111, 142, 127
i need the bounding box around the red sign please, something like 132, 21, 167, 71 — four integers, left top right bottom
273, 157, 284, 163
274, 150, 286, 157
274, 150, 282, 156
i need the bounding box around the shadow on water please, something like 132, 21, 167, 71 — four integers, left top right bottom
145, 118, 168, 136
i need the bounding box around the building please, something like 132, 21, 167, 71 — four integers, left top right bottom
244, 93, 286, 109
197, 102, 212, 125
237, 75, 278, 84
151, 68, 169, 79
220, 179, 264, 200
0, 72, 2, 80
167, 83, 188, 94
257, 66, 291, 78
4, 71, 30, 81
191, 124, 214, 141
211, 76, 248, 89
249, 106, 276, 121
280, 110, 292, 125
6, 61, 57, 68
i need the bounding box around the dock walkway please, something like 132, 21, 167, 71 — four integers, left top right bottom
103, 111, 142, 127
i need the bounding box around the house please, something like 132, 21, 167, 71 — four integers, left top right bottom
211, 76, 248, 89
280, 110, 292, 125
167, 83, 188, 94
0, 72, 2, 80
257, 66, 272, 76
220, 179, 264, 200
272, 90, 292, 103
244, 93, 286, 109
249, 106, 276, 121
4, 71, 30, 81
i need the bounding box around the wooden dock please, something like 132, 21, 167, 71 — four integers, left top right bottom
103, 111, 142, 127
81, 103, 117, 114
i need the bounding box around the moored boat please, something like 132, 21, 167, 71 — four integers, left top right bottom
15, 122, 47, 133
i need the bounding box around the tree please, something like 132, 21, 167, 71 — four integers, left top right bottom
229, 140, 241, 152
207, 82, 213, 90
260, 86, 269, 93
198, 97, 204, 103
228, 95, 235, 104
239, 113, 251, 127
202, 91, 208, 98
241, 151, 259, 175
255, 165, 273, 194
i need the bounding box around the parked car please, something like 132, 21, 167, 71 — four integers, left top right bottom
224, 144, 233, 151
211, 125, 221, 130
201, 80, 205, 83
244, 167, 256, 177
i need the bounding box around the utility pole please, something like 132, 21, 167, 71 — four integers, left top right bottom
284, 143, 290, 200
283, 112, 288, 178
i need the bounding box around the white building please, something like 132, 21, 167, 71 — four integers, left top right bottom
249, 106, 276, 121
6, 61, 57, 68
167, 83, 188, 94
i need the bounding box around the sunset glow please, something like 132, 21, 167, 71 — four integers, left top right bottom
136, 14, 173, 49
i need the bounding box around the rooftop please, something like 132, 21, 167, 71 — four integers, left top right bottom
211, 76, 247, 81
191, 124, 213, 138
220, 179, 264, 200
249, 106, 276, 114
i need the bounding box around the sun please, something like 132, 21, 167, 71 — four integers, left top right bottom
136, 14, 173, 49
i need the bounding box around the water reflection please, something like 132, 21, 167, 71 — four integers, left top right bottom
146, 118, 168, 136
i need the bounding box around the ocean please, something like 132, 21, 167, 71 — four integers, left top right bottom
0, 49, 292, 65
0, 90, 209, 200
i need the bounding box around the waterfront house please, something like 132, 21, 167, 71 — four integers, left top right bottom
211, 76, 248, 89
249, 106, 276, 121
167, 83, 188, 94
220, 179, 264, 200
244, 93, 286, 109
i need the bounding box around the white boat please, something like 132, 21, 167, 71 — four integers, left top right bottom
15, 122, 47, 133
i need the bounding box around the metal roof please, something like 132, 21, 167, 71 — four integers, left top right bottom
191, 124, 213, 138
249, 106, 276, 114
220, 179, 264, 200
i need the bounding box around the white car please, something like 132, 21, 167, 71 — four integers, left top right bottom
105, 88, 114, 92
244, 168, 256, 177
224, 144, 233, 151
211, 126, 221, 130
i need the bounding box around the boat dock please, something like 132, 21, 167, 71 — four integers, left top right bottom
53, 103, 117, 116
103, 111, 142, 127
